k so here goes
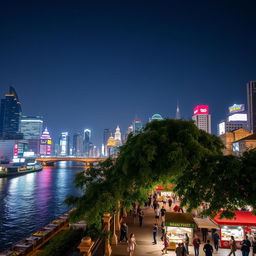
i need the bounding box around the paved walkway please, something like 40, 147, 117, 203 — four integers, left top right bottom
112, 203, 231, 256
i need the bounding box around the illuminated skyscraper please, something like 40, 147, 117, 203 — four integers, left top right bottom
114, 126, 122, 146
0, 87, 22, 139
247, 81, 256, 132
192, 105, 211, 134
103, 128, 111, 156
59, 132, 70, 156
40, 128, 52, 156
83, 129, 91, 157
133, 119, 142, 134
176, 103, 181, 120
20, 116, 43, 139
73, 132, 83, 156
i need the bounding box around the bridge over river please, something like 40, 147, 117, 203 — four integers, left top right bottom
36, 157, 105, 166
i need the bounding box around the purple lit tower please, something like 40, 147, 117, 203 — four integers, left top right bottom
39, 128, 52, 156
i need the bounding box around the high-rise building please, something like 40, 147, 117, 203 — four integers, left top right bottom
218, 104, 247, 135
73, 132, 83, 156
103, 128, 111, 156
133, 119, 142, 134
192, 105, 211, 134
114, 126, 122, 146
20, 116, 43, 139
0, 87, 22, 139
83, 129, 91, 157
39, 128, 52, 156
176, 103, 181, 120
247, 81, 256, 132
59, 132, 70, 156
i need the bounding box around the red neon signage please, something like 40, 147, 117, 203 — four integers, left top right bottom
193, 105, 209, 115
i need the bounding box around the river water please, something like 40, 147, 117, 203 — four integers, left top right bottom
0, 162, 83, 251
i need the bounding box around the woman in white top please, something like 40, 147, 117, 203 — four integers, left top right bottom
127, 233, 136, 256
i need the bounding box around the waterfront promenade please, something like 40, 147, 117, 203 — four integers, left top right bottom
112, 204, 230, 256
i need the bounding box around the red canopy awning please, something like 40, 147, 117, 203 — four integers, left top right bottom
214, 211, 256, 226
156, 184, 173, 191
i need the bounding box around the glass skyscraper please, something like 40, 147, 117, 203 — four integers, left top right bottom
0, 87, 22, 139
20, 116, 43, 139
73, 132, 83, 156
83, 129, 91, 157
247, 81, 256, 133
59, 132, 70, 156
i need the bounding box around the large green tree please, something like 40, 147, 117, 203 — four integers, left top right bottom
66, 119, 224, 228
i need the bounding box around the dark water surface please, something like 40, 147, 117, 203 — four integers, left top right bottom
0, 162, 83, 250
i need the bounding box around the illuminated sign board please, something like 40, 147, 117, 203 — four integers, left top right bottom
193, 105, 209, 115
229, 104, 245, 114
228, 113, 247, 122
218, 122, 226, 135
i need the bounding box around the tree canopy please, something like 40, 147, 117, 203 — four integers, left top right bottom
66, 119, 256, 228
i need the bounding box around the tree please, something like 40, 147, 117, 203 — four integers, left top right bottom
66, 119, 224, 228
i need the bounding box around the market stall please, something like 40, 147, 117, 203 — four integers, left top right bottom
214, 211, 256, 248
194, 217, 219, 229
165, 212, 196, 250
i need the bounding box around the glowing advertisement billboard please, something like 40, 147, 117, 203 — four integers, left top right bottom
228, 113, 247, 122
193, 105, 209, 115
229, 104, 245, 114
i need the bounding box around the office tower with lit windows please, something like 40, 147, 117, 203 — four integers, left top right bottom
0, 87, 22, 139
103, 128, 111, 156
114, 126, 122, 146
133, 119, 142, 134
20, 116, 43, 139
83, 129, 91, 157
59, 132, 70, 156
73, 132, 83, 156
247, 81, 256, 132
192, 105, 211, 134
39, 128, 52, 156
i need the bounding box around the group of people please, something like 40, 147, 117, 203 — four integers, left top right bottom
120, 222, 136, 256
228, 235, 256, 256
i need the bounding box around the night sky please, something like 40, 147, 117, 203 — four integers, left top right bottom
0, 0, 256, 146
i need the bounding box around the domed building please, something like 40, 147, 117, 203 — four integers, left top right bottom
150, 114, 163, 121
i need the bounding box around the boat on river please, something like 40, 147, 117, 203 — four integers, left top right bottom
0, 158, 42, 178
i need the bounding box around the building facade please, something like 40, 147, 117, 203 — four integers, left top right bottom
232, 133, 256, 156
59, 132, 70, 156
39, 128, 52, 156
0, 87, 22, 139
73, 132, 83, 156
103, 128, 111, 157
20, 116, 43, 139
220, 128, 251, 155
83, 129, 91, 157
133, 119, 142, 134
114, 126, 122, 146
192, 105, 211, 134
247, 81, 256, 132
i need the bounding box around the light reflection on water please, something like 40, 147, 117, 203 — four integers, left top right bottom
0, 163, 83, 250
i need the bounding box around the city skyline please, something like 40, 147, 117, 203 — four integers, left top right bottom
0, 1, 256, 146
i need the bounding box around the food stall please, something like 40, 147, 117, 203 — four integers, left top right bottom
165, 212, 196, 250
214, 211, 256, 248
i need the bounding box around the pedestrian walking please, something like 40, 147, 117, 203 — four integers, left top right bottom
138, 209, 144, 227
252, 237, 256, 256
152, 223, 158, 244
203, 240, 213, 256
184, 233, 189, 254
120, 222, 128, 242
213, 231, 220, 252
193, 236, 201, 256
241, 235, 251, 256
155, 206, 160, 224
160, 206, 166, 223
181, 243, 187, 256
228, 236, 237, 256
161, 234, 169, 254
132, 208, 137, 224
160, 223, 166, 241
202, 228, 208, 243
168, 198, 173, 208
127, 233, 136, 256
